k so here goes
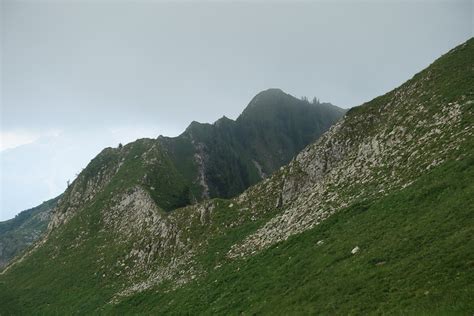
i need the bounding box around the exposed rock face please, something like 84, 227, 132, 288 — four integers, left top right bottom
105, 186, 164, 239
252, 159, 267, 179
48, 148, 123, 230
227, 77, 471, 258
193, 142, 210, 199
102, 186, 195, 298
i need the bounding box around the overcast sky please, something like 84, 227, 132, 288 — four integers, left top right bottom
0, 0, 472, 220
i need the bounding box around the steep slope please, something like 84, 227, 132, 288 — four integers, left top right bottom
113, 155, 474, 314
0, 197, 59, 269
0, 90, 343, 269
0, 39, 472, 314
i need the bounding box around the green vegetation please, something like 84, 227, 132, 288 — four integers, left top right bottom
0, 198, 123, 314
112, 157, 474, 315
0, 155, 472, 314
0, 39, 472, 315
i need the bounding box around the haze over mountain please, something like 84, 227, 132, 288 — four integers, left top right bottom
1, 0, 472, 220
0, 38, 472, 314
0, 90, 344, 269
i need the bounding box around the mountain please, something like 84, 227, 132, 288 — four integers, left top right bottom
0, 197, 59, 269
158, 89, 344, 200
0, 39, 473, 314
0, 90, 343, 270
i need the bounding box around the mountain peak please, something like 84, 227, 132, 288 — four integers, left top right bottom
257, 88, 286, 96
183, 120, 212, 134
245, 88, 289, 110
238, 88, 342, 124
214, 115, 235, 127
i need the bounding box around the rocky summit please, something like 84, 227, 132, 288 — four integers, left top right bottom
0, 39, 473, 314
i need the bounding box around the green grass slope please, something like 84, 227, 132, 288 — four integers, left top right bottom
1, 149, 471, 315
112, 155, 474, 315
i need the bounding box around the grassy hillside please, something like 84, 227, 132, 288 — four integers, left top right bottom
0, 39, 472, 315
112, 155, 474, 315
0, 149, 471, 315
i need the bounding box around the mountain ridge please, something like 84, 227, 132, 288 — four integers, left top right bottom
0, 89, 343, 270
0, 39, 472, 314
